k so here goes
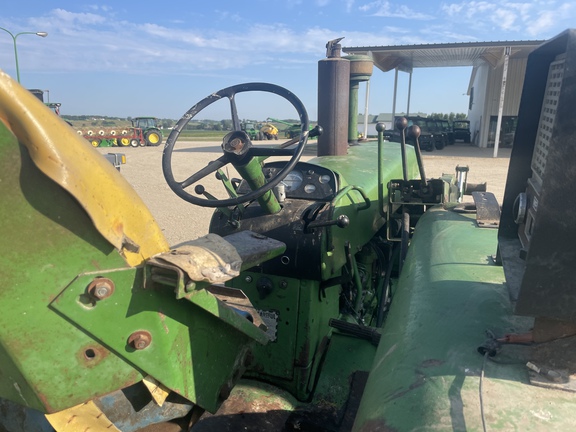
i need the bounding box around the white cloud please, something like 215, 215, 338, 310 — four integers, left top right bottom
440, 1, 575, 38
49, 8, 107, 26
360, 1, 434, 19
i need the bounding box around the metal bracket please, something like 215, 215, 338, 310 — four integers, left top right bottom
472, 191, 501, 228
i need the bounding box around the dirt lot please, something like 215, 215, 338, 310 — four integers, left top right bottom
97, 141, 511, 246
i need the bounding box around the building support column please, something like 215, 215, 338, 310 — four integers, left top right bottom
493, 46, 510, 158
406, 70, 413, 116
363, 80, 370, 138
392, 68, 399, 128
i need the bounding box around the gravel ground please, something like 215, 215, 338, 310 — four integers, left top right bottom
97, 141, 511, 246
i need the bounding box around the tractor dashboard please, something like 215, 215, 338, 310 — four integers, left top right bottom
237, 161, 338, 201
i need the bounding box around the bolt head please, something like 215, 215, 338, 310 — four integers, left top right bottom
128, 331, 152, 350
87, 278, 115, 300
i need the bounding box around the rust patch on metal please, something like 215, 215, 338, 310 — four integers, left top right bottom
90, 259, 103, 270
36, 391, 56, 414
356, 418, 399, 432
383, 372, 426, 403
158, 310, 170, 334
76, 343, 110, 368
295, 337, 311, 367
420, 359, 445, 368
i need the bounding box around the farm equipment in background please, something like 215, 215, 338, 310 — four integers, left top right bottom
383, 115, 443, 151
428, 119, 449, 149
452, 119, 471, 142
3, 30, 576, 432
240, 120, 263, 140
259, 121, 279, 140
78, 128, 143, 148
266, 117, 301, 138
265, 116, 320, 140
76, 117, 163, 148
439, 119, 455, 144
132, 116, 163, 146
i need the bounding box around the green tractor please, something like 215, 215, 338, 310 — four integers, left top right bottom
2, 30, 576, 432
240, 120, 263, 140
132, 116, 163, 146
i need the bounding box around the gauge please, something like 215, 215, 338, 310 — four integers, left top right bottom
304, 184, 316, 194
282, 170, 303, 192
319, 174, 331, 184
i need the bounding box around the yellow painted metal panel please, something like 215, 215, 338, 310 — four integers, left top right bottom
0, 71, 169, 265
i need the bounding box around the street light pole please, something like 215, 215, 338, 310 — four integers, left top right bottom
0, 27, 48, 83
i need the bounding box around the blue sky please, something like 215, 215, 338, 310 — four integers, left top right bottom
1, 1, 574, 121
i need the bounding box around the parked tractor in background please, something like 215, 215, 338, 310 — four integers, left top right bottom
383, 115, 444, 151
440, 119, 455, 144
427, 118, 448, 149
241, 120, 263, 140
452, 119, 471, 142
3, 30, 576, 432
132, 116, 163, 146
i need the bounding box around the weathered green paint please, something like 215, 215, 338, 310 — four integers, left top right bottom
0, 123, 144, 413
230, 273, 301, 381
51, 268, 266, 413
236, 156, 281, 214
311, 333, 377, 418
229, 274, 339, 400
353, 207, 576, 431
308, 141, 420, 281
219, 141, 421, 402
0, 121, 266, 416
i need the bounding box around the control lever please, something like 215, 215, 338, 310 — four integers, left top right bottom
396, 117, 409, 182
407, 125, 427, 189
195, 184, 232, 217
306, 214, 349, 232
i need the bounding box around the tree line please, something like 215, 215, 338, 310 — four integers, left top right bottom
428, 113, 467, 122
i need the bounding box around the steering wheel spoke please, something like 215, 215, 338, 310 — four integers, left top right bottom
229, 97, 241, 131
163, 82, 309, 208
180, 157, 228, 189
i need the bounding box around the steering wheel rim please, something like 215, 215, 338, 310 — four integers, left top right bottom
162, 82, 309, 208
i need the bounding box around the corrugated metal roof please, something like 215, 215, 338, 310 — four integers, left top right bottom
343, 40, 544, 72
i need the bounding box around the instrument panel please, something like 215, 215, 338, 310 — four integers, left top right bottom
238, 161, 338, 201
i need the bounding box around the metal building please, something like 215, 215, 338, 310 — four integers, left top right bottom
343, 40, 543, 152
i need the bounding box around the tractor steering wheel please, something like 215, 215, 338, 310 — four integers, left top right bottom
162, 83, 309, 208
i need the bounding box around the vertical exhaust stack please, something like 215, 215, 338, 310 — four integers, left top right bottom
343, 55, 373, 145
317, 38, 350, 156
